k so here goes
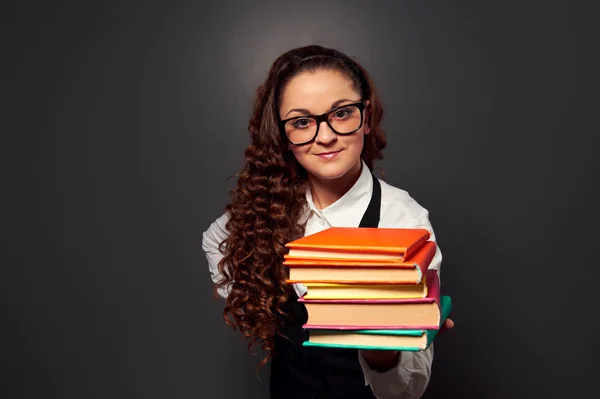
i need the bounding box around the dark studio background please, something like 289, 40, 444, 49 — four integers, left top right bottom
5, 1, 599, 398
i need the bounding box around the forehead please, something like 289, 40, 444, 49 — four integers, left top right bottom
279, 69, 359, 114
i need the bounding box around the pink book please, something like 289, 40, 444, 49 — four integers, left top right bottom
300, 269, 441, 330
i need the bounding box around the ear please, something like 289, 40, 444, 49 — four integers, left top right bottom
363, 100, 371, 135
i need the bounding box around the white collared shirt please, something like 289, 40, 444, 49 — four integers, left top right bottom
202, 160, 442, 399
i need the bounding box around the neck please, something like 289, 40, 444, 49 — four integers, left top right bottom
309, 161, 363, 210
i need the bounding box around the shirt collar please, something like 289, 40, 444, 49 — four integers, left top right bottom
305, 160, 373, 227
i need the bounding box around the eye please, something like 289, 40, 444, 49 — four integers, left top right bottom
292, 118, 313, 129
333, 108, 353, 119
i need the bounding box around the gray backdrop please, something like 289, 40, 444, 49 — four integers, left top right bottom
6, 1, 599, 398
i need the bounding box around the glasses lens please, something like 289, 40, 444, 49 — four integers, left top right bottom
284, 117, 317, 144
328, 105, 362, 134
284, 104, 363, 144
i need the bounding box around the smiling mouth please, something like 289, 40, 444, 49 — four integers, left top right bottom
315, 150, 342, 156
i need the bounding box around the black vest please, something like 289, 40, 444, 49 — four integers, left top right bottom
270, 174, 382, 399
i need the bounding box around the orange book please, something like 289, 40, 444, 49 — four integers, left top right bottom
284, 227, 430, 262
285, 240, 436, 284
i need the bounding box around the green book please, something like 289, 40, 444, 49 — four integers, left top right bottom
302, 295, 452, 351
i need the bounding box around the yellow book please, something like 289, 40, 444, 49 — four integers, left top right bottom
303, 278, 427, 300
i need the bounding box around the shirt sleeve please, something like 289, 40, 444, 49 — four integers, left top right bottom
201, 212, 231, 299
358, 345, 434, 399
358, 196, 443, 398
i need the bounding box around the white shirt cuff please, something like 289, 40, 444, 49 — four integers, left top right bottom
358, 345, 434, 399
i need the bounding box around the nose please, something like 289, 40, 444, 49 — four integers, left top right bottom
314, 121, 337, 145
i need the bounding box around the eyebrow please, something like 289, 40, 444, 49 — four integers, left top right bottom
284, 98, 358, 117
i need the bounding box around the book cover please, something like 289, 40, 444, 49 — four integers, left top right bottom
286, 241, 436, 285
285, 227, 430, 261
302, 295, 452, 351
301, 269, 436, 299
301, 270, 441, 330
302, 281, 427, 300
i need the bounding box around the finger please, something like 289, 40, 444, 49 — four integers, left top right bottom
438, 318, 454, 335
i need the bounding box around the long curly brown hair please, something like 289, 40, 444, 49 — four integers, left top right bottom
214, 45, 388, 367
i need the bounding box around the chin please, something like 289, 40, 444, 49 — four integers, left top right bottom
305, 161, 357, 181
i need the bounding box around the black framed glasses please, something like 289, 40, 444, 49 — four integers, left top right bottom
279, 101, 366, 145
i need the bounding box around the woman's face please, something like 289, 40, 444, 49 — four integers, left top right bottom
278, 69, 369, 182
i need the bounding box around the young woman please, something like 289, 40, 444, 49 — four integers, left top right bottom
202, 45, 453, 399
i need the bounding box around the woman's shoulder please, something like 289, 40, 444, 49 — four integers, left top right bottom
202, 211, 230, 248
206, 211, 230, 230
378, 178, 422, 207
377, 178, 432, 227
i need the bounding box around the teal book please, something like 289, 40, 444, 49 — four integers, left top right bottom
302, 295, 452, 351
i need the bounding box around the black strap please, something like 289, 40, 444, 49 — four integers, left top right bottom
358, 174, 381, 228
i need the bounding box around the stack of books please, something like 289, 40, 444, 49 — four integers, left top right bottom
284, 227, 452, 352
